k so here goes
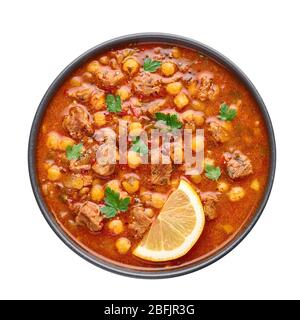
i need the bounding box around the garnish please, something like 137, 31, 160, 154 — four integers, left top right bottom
100, 187, 130, 218
131, 136, 148, 156
219, 103, 237, 121
155, 112, 182, 129
143, 58, 161, 72
205, 164, 221, 181
106, 94, 122, 112
66, 143, 83, 160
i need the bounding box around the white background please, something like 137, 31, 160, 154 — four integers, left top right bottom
0, 0, 299, 300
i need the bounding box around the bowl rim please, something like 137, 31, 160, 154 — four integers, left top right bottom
28, 32, 276, 279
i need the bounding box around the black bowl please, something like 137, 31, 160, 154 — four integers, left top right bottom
28, 33, 276, 278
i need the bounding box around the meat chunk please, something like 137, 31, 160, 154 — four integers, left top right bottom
201, 192, 219, 220
128, 205, 152, 239
224, 150, 253, 179
92, 143, 115, 177
74, 201, 103, 232
198, 75, 219, 101
151, 163, 172, 185
69, 146, 97, 173
143, 98, 166, 115
132, 72, 161, 96
208, 119, 231, 143
67, 84, 105, 110
62, 104, 93, 139
96, 65, 125, 87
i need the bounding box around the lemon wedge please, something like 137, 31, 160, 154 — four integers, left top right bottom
133, 179, 205, 262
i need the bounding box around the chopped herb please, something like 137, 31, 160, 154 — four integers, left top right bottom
106, 94, 122, 112
131, 136, 148, 155
143, 58, 161, 72
100, 187, 130, 218
66, 143, 83, 160
219, 103, 237, 121
205, 164, 221, 181
155, 112, 182, 130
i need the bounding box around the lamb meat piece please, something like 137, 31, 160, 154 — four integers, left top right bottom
143, 98, 166, 115
208, 119, 231, 143
96, 65, 125, 87
92, 143, 115, 177
224, 150, 253, 179
132, 72, 161, 96
69, 150, 92, 173
62, 104, 93, 139
128, 205, 152, 239
74, 201, 103, 232
151, 163, 172, 185
198, 75, 219, 101
201, 192, 219, 220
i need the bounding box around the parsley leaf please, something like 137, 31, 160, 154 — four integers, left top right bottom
143, 58, 161, 72
100, 187, 130, 218
106, 94, 122, 112
66, 143, 83, 160
205, 164, 221, 181
131, 137, 148, 155
100, 206, 116, 218
155, 112, 182, 129
219, 103, 237, 121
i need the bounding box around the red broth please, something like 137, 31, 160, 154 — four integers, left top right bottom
36, 44, 270, 269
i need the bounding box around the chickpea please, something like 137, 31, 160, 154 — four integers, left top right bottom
191, 100, 206, 111
192, 136, 204, 153
144, 208, 155, 218
108, 219, 124, 235
171, 47, 181, 58
115, 237, 131, 254
91, 184, 104, 202
181, 110, 194, 122
127, 151, 142, 169
59, 137, 75, 151
46, 132, 60, 150
205, 157, 215, 166
166, 82, 182, 95
174, 92, 189, 109
250, 179, 260, 192
150, 193, 165, 209
79, 187, 90, 196
217, 181, 229, 193
87, 60, 100, 73
106, 180, 121, 192
193, 113, 204, 127
70, 76, 82, 87
99, 56, 109, 65
228, 186, 245, 202
117, 86, 131, 101
90, 92, 105, 110
63, 175, 84, 190
129, 122, 142, 136
161, 62, 176, 76
94, 112, 106, 127
47, 165, 61, 181
122, 177, 140, 194
191, 175, 202, 184
122, 58, 140, 75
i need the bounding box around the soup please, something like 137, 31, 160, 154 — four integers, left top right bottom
36, 43, 270, 269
